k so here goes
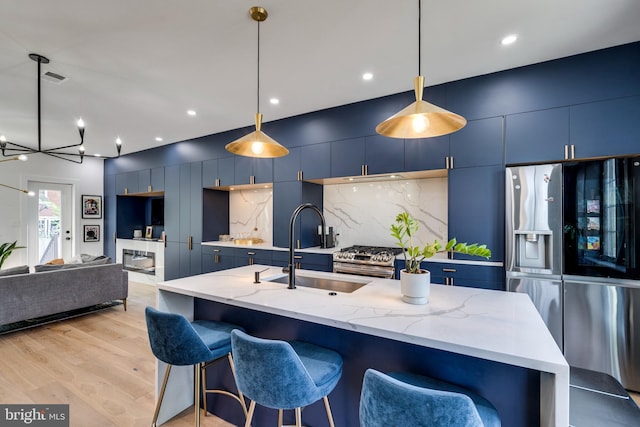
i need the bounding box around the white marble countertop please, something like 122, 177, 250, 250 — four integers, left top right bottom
201, 241, 504, 266
158, 264, 563, 373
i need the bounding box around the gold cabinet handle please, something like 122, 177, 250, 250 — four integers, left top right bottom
188, 236, 193, 250
442, 268, 457, 273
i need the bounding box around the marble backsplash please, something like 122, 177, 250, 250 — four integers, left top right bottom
229, 188, 273, 244
227, 178, 447, 248
323, 178, 448, 248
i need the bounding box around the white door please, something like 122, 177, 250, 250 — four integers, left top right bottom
27, 181, 73, 265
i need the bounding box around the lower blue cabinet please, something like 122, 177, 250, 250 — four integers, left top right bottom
271, 251, 332, 272
202, 246, 234, 272
395, 260, 504, 291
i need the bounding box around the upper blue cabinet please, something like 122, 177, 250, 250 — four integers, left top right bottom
330, 135, 404, 178
331, 137, 365, 177
234, 156, 273, 185
505, 107, 569, 164
115, 167, 164, 195
505, 96, 640, 163
364, 134, 405, 175
404, 135, 450, 171
273, 144, 332, 182
569, 96, 640, 159
449, 117, 504, 168
203, 157, 235, 188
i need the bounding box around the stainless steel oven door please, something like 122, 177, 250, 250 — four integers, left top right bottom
333, 262, 394, 278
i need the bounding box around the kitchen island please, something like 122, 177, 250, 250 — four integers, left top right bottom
155, 265, 569, 427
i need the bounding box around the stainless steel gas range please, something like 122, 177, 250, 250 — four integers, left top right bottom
333, 246, 402, 279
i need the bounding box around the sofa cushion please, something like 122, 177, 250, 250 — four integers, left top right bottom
34, 263, 82, 272
82, 256, 112, 266
0, 265, 30, 277
34, 255, 112, 272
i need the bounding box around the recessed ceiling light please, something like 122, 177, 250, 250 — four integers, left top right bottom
187, 110, 197, 116
362, 72, 373, 81
501, 34, 518, 46
269, 98, 279, 105
155, 137, 163, 142
94, 154, 101, 157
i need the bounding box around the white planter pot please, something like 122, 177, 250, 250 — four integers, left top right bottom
400, 269, 431, 304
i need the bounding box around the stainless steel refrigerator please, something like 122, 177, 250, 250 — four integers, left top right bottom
506, 158, 640, 392
505, 163, 564, 349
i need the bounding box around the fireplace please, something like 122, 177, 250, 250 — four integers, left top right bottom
122, 249, 155, 275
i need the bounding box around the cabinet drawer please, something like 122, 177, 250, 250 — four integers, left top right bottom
202, 246, 234, 256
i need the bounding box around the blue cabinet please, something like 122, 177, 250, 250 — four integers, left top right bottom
202, 245, 234, 272
203, 157, 236, 187
331, 137, 365, 177
395, 260, 504, 291
271, 251, 332, 272
234, 157, 273, 185
505, 96, 640, 163
331, 136, 405, 177
301, 143, 331, 180
232, 248, 272, 267
404, 136, 450, 171
115, 167, 164, 194
505, 107, 569, 164
272, 181, 324, 248
104, 174, 116, 260
115, 171, 138, 195
569, 95, 640, 158
450, 117, 504, 168
364, 134, 404, 175
448, 165, 504, 262
164, 162, 203, 279
274, 147, 301, 182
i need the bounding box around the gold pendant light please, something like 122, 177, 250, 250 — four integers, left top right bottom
376, 0, 466, 139
226, 7, 289, 158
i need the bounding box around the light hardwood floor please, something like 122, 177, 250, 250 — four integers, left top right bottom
0, 281, 233, 427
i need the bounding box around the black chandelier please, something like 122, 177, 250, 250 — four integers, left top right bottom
0, 53, 122, 164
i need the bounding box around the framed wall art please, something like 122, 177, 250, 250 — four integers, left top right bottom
82, 195, 102, 219
83, 225, 100, 242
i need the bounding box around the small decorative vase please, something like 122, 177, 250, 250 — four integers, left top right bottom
400, 269, 431, 305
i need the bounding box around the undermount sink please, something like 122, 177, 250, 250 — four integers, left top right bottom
266, 274, 371, 293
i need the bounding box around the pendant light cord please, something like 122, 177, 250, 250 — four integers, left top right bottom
257, 20, 261, 114
418, 0, 421, 76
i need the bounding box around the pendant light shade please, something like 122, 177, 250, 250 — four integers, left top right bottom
225, 7, 289, 158
376, 76, 466, 138
225, 113, 289, 158
376, 1, 466, 139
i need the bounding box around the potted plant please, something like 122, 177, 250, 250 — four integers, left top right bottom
391, 212, 491, 304
0, 240, 25, 269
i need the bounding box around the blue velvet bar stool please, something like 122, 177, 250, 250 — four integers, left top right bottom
359, 369, 501, 427
230, 329, 343, 427
145, 307, 247, 427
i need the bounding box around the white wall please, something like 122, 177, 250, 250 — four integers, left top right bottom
0, 154, 104, 268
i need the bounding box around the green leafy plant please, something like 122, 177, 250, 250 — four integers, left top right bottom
0, 241, 25, 269
391, 211, 491, 274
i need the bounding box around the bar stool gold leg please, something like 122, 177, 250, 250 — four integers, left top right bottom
277, 409, 284, 427
323, 396, 336, 427
194, 364, 202, 427
295, 407, 302, 427
244, 400, 256, 427
151, 364, 172, 427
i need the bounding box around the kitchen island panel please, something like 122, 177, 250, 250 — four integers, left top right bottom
194, 298, 540, 427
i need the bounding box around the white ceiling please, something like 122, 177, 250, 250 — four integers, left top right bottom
1, 0, 639, 158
